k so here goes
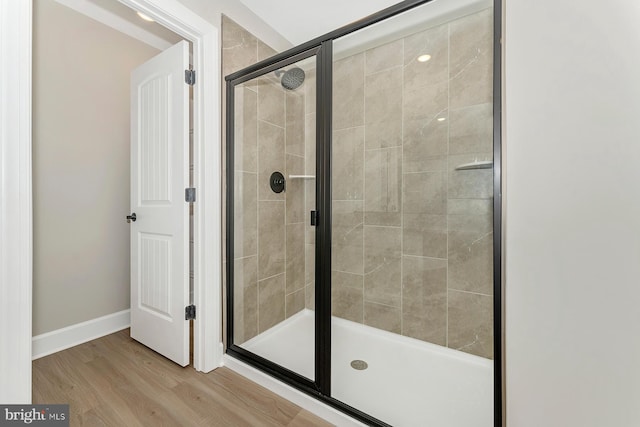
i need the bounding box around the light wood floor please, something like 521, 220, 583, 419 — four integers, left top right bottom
32, 329, 333, 426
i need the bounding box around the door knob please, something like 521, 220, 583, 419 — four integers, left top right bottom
126, 213, 137, 223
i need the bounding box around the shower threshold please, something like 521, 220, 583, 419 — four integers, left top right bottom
241, 309, 493, 427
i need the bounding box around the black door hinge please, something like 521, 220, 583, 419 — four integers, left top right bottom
310, 210, 319, 226
185, 187, 196, 203
185, 69, 196, 86
185, 304, 196, 320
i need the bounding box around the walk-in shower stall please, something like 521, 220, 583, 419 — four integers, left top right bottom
224, 0, 501, 425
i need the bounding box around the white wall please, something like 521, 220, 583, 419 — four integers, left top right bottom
504, 0, 640, 426
32, 0, 160, 335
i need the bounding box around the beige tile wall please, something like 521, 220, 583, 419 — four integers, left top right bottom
224, 9, 495, 359
304, 69, 317, 311
330, 8, 495, 359
222, 16, 307, 345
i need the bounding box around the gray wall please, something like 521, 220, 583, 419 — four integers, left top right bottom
504, 0, 640, 425
33, 0, 160, 335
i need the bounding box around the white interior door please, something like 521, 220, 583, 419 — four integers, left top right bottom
130, 40, 189, 366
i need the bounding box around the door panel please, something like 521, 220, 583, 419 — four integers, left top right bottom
228, 53, 318, 381
130, 40, 189, 366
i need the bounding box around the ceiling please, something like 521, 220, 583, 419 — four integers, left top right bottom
91, 0, 183, 44
239, 0, 492, 54
238, 0, 403, 46
58, 0, 491, 55
55, 0, 183, 50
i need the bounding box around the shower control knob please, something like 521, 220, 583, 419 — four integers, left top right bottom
270, 171, 286, 193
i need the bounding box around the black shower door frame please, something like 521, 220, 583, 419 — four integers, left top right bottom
224, 40, 336, 398
225, 0, 503, 425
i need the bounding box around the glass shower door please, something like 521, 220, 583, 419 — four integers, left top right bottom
228, 53, 318, 382
329, 2, 496, 426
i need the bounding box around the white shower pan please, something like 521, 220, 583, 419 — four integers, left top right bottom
242, 309, 493, 427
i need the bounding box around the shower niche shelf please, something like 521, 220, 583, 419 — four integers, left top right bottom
288, 174, 316, 179
455, 160, 493, 171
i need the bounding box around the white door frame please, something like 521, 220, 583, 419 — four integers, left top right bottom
0, 0, 33, 404
0, 0, 222, 402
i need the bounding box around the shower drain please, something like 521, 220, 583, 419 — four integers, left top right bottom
350, 360, 368, 370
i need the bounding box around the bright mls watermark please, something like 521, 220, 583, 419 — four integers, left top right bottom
0, 405, 68, 426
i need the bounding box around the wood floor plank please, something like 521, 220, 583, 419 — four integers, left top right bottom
79, 402, 136, 427
288, 410, 334, 427
32, 329, 334, 427
33, 349, 101, 421
194, 366, 303, 426
69, 357, 143, 427
170, 381, 265, 427
94, 355, 203, 427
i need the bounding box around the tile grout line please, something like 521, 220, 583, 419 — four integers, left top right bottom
257, 199, 286, 203
402, 254, 449, 262
284, 86, 288, 319
334, 124, 366, 133
365, 300, 403, 310
302, 65, 308, 314
255, 41, 261, 336
446, 20, 451, 349
258, 117, 286, 130
361, 51, 366, 325
449, 288, 494, 298
361, 224, 402, 230
400, 37, 405, 338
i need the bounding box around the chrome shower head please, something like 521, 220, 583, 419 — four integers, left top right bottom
274, 67, 305, 90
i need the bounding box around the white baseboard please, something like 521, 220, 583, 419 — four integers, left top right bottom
223, 355, 366, 427
32, 309, 130, 360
